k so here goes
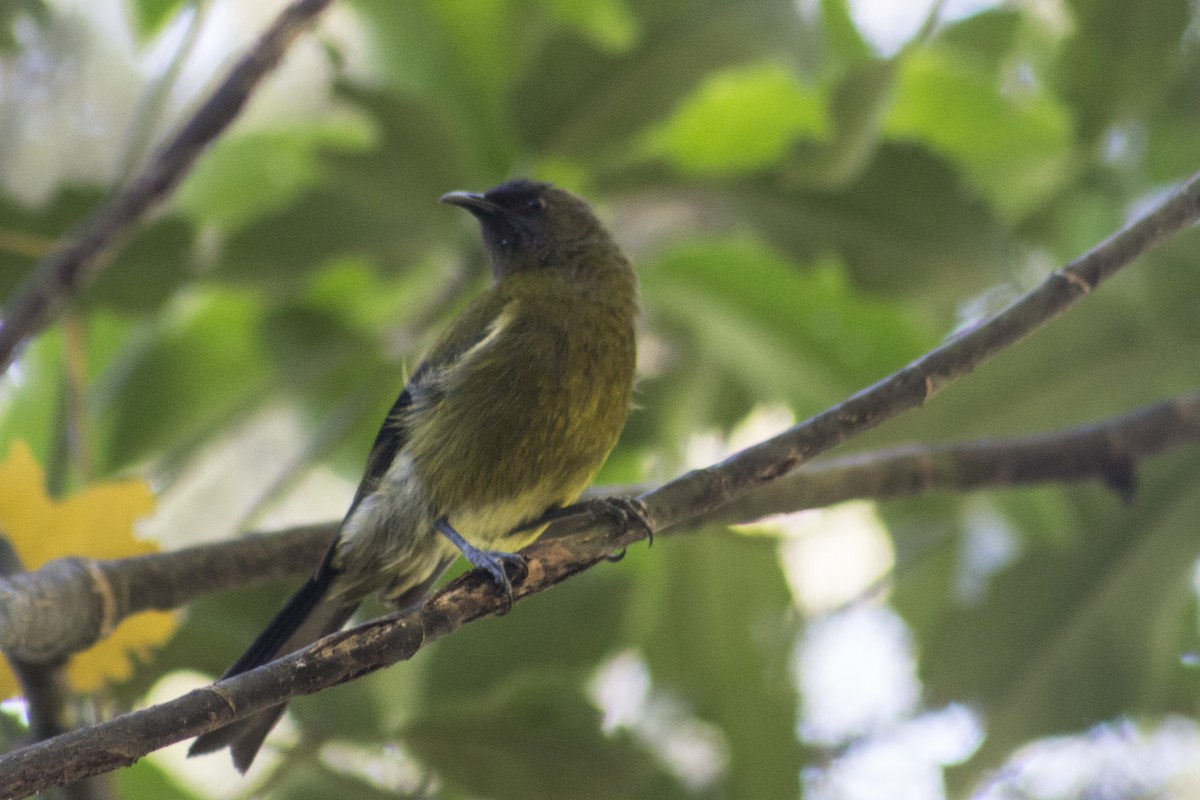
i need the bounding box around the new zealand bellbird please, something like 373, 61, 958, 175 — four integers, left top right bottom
188, 180, 638, 772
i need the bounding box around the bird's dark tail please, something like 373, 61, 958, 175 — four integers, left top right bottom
188, 566, 356, 772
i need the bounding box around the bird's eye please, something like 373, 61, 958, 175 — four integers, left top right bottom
527, 196, 546, 212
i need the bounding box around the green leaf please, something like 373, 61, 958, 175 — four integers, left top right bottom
638, 62, 828, 176
421, 568, 631, 701
820, 0, 872, 64
731, 143, 1019, 310
785, 57, 897, 190
0, 329, 64, 476
933, 8, 1022, 71
270, 759, 414, 800
536, 0, 639, 53
897, 452, 1200, 784
1055, 0, 1191, 141
1143, 54, 1200, 183
517, 1, 811, 159
0, 188, 103, 299
643, 236, 934, 423
637, 530, 801, 800
1144, 229, 1200, 337
870, 274, 1200, 453
1018, 175, 1125, 262
92, 290, 270, 471
117, 755, 203, 800
0, 314, 138, 490
0, 0, 49, 52
346, 0, 528, 171
212, 87, 477, 289
290, 672, 389, 744
135, 580, 300, 689
886, 48, 1073, 220
130, 0, 187, 37
80, 216, 195, 313
176, 123, 370, 231
0, 189, 195, 314
405, 672, 654, 800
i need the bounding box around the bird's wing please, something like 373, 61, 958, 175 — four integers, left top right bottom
344, 385, 416, 515
342, 290, 512, 520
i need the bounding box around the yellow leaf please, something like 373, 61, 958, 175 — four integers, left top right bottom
0, 441, 174, 698
67, 611, 178, 693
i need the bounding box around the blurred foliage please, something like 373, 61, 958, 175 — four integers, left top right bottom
1, 0, 1200, 797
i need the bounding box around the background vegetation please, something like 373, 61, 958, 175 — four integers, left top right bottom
2, 0, 1200, 797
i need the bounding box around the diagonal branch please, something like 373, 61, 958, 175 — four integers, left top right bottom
644, 171, 1200, 533
0, 0, 335, 373
3, 163, 1200, 794
2, 390, 1199, 665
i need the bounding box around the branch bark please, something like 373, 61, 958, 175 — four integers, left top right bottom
0, 0, 335, 373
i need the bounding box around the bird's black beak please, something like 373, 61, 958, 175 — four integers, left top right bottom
440, 191, 502, 218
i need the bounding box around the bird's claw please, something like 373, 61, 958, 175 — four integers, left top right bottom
592, 497, 654, 547
472, 549, 528, 613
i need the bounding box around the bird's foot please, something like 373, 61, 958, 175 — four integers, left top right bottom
555, 496, 654, 562
542, 496, 657, 561
435, 518, 527, 612
502, 496, 654, 563
584, 497, 654, 547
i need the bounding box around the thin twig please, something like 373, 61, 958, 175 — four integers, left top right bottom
0, 0, 335, 373
683, 389, 1200, 529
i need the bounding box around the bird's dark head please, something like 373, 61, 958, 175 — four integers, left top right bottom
441, 180, 621, 278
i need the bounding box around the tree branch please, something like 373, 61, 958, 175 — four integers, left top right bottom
0, 526, 332, 663
0, 387, 1197, 795
9, 386, 1200, 796
0, 0, 335, 373
3, 390, 1200, 665
3, 167, 1200, 795
0, 538, 114, 800
0, 524, 625, 798
687, 389, 1200, 529
641, 169, 1200, 534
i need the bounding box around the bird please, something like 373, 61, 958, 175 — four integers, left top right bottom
188, 179, 640, 772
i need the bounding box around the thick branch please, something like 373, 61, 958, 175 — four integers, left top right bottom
0, 540, 113, 800
0, 539, 71, 742
0, 0, 335, 372
0, 526, 332, 663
